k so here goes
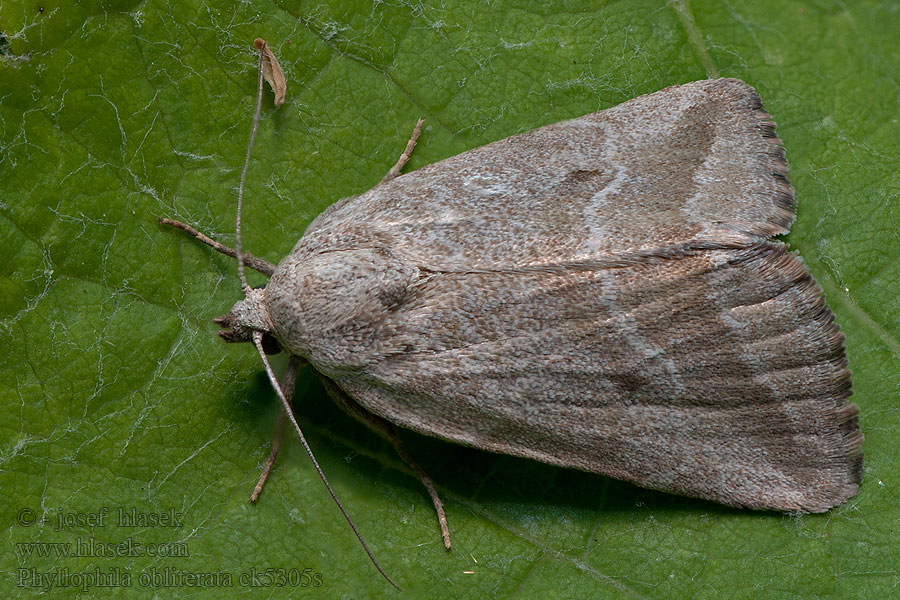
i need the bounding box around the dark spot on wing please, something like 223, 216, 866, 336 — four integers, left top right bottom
565, 169, 604, 184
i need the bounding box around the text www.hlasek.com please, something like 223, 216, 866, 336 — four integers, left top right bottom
16, 537, 187, 558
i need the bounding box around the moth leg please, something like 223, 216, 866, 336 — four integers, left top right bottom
249, 411, 285, 503
158, 217, 275, 276
389, 428, 452, 551
319, 376, 452, 550
250, 355, 301, 502
379, 118, 425, 183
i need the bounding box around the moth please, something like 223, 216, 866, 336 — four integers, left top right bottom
162, 42, 862, 587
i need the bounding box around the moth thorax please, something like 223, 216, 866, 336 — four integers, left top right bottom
262, 248, 420, 371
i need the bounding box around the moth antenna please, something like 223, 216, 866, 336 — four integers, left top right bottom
235, 40, 269, 296
251, 331, 401, 591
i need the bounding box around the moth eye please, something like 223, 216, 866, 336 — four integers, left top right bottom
261, 333, 282, 355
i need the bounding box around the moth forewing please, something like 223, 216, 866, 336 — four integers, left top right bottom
263, 78, 860, 513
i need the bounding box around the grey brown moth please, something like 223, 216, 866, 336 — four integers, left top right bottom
162, 44, 862, 586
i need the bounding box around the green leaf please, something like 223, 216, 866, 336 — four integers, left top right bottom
2, 0, 897, 598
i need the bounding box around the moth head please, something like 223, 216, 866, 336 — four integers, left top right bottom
213, 286, 279, 353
